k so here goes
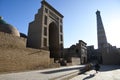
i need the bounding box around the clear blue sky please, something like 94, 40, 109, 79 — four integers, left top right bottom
0, 0, 120, 48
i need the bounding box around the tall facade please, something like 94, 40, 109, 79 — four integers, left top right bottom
27, 0, 64, 59
96, 10, 108, 49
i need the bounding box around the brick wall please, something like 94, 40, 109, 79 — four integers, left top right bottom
0, 32, 26, 48
0, 32, 50, 73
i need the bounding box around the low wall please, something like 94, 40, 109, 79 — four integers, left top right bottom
71, 57, 81, 65
0, 32, 50, 73
0, 48, 50, 73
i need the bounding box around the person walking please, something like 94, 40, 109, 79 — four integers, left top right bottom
94, 63, 100, 73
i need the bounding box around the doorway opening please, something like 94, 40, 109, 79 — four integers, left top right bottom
49, 22, 60, 59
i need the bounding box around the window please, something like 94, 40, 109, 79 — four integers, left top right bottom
45, 8, 48, 13
60, 19, 62, 23
60, 25, 63, 32
60, 43, 63, 49
44, 15, 47, 25
44, 38, 47, 47
44, 27, 47, 36
76, 49, 79, 53
60, 35, 63, 41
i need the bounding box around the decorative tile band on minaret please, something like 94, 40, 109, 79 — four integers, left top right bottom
96, 10, 108, 49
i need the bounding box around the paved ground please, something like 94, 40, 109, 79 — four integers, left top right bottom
0, 65, 120, 80
70, 65, 120, 80
0, 65, 84, 80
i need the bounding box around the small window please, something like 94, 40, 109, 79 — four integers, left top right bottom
44, 27, 47, 36
76, 49, 79, 53
44, 38, 47, 47
60, 35, 63, 41
60, 43, 63, 49
44, 15, 47, 25
60, 19, 62, 23
60, 25, 63, 32
45, 8, 48, 13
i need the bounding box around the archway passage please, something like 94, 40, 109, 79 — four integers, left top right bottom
49, 22, 60, 58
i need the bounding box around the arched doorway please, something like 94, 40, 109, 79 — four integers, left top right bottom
49, 22, 60, 59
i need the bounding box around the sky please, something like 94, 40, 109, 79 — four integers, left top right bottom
0, 0, 120, 49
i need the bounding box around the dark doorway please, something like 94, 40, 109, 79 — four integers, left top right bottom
49, 22, 60, 58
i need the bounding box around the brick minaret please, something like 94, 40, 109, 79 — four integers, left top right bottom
96, 10, 108, 49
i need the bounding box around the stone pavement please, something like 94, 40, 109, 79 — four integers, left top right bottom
70, 65, 120, 80
0, 65, 84, 80
0, 65, 120, 80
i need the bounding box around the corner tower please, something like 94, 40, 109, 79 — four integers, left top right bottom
27, 0, 64, 59
96, 10, 108, 49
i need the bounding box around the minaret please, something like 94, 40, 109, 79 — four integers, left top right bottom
96, 10, 108, 49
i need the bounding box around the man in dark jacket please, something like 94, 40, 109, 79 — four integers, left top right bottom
95, 63, 100, 73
